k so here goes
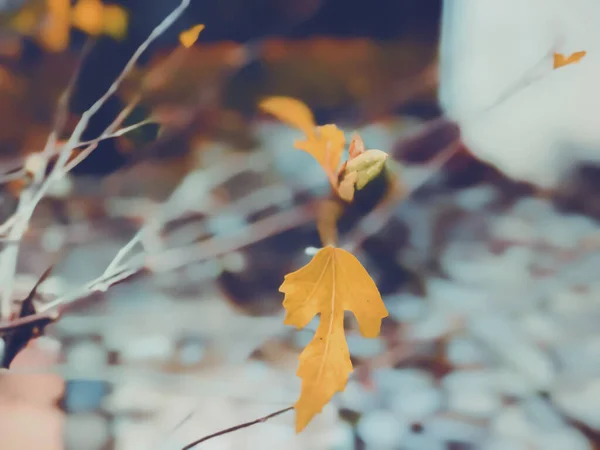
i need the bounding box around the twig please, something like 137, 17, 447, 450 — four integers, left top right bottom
27, 202, 314, 316
145, 203, 315, 273
71, 117, 155, 150
0, 0, 190, 319
0, 168, 27, 184
181, 406, 293, 450
62, 94, 144, 173
36, 40, 93, 182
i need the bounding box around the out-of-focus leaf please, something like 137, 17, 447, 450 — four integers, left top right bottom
259, 96, 316, 137
39, 0, 70, 52
553, 51, 587, 69
71, 0, 104, 35
179, 24, 205, 48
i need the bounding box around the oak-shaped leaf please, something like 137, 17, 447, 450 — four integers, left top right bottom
280, 246, 388, 432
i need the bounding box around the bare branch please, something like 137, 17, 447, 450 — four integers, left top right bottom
71, 117, 156, 150
38, 202, 314, 314
0, 0, 190, 319
36, 40, 94, 183
181, 406, 293, 450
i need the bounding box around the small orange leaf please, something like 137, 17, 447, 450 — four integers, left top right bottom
553, 51, 587, 69
347, 132, 365, 159
179, 24, 205, 48
259, 96, 316, 138
280, 246, 388, 432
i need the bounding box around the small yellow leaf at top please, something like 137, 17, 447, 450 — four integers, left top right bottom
179, 24, 205, 48
280, 246, 388, 432
553, 51, 587, 69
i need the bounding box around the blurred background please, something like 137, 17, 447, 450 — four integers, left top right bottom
1, 1, 600, 449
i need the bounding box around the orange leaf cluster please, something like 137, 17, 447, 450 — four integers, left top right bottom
553, 51, 587, 69
280, 246, 388, 432
259, 96, 388, 202
11, 0, 128, 52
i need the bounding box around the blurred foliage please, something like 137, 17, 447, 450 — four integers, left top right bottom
4, 0, 127, 52
0, 0, 441, 175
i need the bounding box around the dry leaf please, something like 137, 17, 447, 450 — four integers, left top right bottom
337, 170, 358, 202
294, 124, 346, 183
347, 131, 365, 159
179, 24, 206, 48
260, 96, 345, 187
337, 133, 388, 202
259, 96, 316, 137
343, 148, 388, 191
553, 51, 587, 69
280, 246, 388, 432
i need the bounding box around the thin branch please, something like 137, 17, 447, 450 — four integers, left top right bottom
145, 203, 315, 273
40, 202, 314, 313
61, 97, 144, 174
0, 168, 27, 184
0, 0, 190, 319
36, 40, 94, 182
181, 406, 293, 450
57, 0, 189, 163
72, 117, 155, 149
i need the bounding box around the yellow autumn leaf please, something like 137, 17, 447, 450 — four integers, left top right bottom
280, 246, 388, 432
71, 0, 104, 36
553, 50, 587, 69
101, 4, 128, 40
294, 124, 345, 181
10, 7, 38, 36
259, 97, 346, 186
40, 0, 70, 52
179, 24, 205, 48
